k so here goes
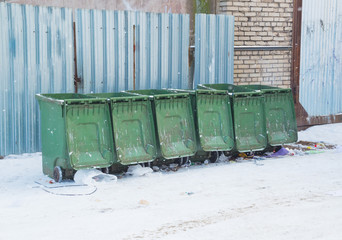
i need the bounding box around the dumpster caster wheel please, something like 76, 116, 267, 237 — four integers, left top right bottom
209, 151, 219, 163
101, 167, 110, 174
53, 166, 63, 183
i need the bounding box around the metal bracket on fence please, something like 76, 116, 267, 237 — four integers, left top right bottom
189, 45, 292, 51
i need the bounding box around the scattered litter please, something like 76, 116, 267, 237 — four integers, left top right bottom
217, 153, 229, 162
267, 147, 289, 158
160, 165, 169, 171
138, 199, 150, 205
0, 155, 4, 159
34, 180, 97, 196
181, 158, 192, 168
116, 173, 126, 179
203, 159, 209, 165
253, 158, 264, 166
284, 141, 336, 151
185, 192, 194, 196
253, 156, 266, 160
34, 179, 83, 188
74, 169, 117, 185
290, 149, 305, 156
235, 157, 244, 162
152, 166, 160, 172
126, 165, 153, 177
305, 150, 325, 154
169, 163, 179, 171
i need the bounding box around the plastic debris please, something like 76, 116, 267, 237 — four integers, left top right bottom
138, 199, 150, 205
217, 153, 229, 162
254, 159, 264, 166
160, 165, 169, 171
74, 169, 117, 185
126, 165, 153, 177
169, 163, 179, 171
305, 150, 325, 155
253, 156, 266, 160
267, 147, 289, 158
152, 166, 160, 172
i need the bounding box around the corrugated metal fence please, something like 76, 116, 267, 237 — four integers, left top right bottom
194, 14, 234, 86
76, 9, 190, 93
0, 3, 235, 156
300, 0, 342, 116
0, 3, 74, 156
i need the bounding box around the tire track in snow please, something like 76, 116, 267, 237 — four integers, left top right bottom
122, 194, 326, 240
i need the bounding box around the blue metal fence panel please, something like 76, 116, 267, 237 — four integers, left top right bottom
75, 9, 189, 93
0, 3, 74, 156
194, 14, 234, 87
299, 0, 342, 116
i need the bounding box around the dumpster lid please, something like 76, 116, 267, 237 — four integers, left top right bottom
86, 92, 150, 102
197, 84, 263, 97
127, 89, 190, 99
35, 93, 107, 105
239, 85, 292, 94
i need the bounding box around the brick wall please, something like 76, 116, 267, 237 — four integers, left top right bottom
217, 0, 293, 87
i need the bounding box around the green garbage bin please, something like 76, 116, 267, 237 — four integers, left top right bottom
198, 84, 267, 152
127, 89, 197, 159
169, 89, 235, 162
86, 92, 158, 165
239, 85, 298, 145
195, 89, 235, 152
36, 93, 116, 182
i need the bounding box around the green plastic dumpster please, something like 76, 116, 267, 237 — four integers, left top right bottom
168, 89, 235, 162
198, 84, 267, 152
36, 93, 116, 182
164, 89, 210, 162
127, 89, 197, 159
239, 85, 298, 145
195, 89, 235, 151
86, 92, 158, 165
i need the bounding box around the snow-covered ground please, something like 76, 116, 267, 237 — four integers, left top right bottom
1, 123, 342, 240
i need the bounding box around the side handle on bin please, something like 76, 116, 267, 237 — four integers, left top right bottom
62, 104, 66, 118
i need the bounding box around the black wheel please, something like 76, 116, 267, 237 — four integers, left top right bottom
209, 151, 219, 163
53, 166, 63, 183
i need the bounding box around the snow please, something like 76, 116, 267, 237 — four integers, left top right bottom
298, 122, 342, 145
1, 123, 342, 240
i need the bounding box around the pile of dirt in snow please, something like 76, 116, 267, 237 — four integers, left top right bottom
284, 141, 336, 151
